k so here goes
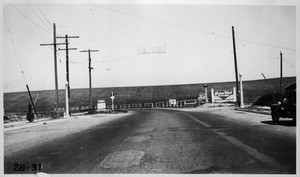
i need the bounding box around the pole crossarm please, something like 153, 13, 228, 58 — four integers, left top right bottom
58, 48, 77, 50
40, 43, 67, 46
80, 50, 100, 52
56, 36, 79, 39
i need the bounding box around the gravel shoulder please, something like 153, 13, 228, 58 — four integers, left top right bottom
4, 112, 132, 157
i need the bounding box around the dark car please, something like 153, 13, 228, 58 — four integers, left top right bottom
271, 83, 296, 124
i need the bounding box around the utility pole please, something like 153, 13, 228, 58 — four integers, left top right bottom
232, 26, 240, 107
40, 23, 66, 115
80, 49, 99, 112
26, 84, 38, 118
57, 35, 79, 118
280, 51, 283, 94
239, 73, 245, 108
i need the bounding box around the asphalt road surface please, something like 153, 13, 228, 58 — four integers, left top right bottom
4, 108, 296, 174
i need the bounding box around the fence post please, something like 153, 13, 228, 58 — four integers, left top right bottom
211, 88, 215, 103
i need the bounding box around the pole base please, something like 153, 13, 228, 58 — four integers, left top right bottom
64, 112, 71, 119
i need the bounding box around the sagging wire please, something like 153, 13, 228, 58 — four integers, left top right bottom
4, 15, 29, 86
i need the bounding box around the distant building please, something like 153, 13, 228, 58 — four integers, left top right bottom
97, 100, 106, 110
169, 99, 177, 107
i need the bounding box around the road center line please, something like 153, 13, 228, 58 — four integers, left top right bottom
184, 113, 212, 128
185, 113, 289, 171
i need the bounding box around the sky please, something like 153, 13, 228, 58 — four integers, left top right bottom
2, 1, 297, 92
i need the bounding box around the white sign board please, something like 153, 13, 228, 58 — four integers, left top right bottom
212, 88, 236, 102
97, 100, 106, 110
169, 99, 177, 105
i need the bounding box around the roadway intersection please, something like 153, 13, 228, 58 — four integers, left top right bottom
4, 108, 296, 174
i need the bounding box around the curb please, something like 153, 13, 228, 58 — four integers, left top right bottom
4, 118, 68, 132
236, 108, 271, 116
3, 112, 129, 132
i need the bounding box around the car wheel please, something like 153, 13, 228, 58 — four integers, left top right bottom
292, 112, 296, 125
271, 109, 280, 123
292, 117, 296, 125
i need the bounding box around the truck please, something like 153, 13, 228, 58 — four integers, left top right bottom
270, 83, 296, 124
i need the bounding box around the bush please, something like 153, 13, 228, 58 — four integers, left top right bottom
253, 93, 285, 106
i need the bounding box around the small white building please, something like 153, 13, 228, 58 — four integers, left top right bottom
97, 100, 106, 110
169, 99, 177, 107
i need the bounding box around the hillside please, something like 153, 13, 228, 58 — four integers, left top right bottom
3, 77, 296, 113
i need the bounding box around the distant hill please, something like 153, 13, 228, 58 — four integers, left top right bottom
3, 77, 296, 113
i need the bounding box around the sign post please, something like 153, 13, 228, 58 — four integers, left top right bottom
239, 73, 245, 108
211, 88, 215, 103
204, 84, 208, 102
65, 82, 70, 118
111, 92, 115, 111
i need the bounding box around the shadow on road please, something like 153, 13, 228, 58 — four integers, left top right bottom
260, 120, 296, 127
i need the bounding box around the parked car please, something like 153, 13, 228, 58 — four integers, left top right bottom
271, 83, 296, 124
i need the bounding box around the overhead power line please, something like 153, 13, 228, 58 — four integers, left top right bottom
90, 4, 296, 52
26, 4, 52, 32
282, 59, 296, 70
9, 3, 51, 34
89, 4, 229, 39
69, 58, 88, 66
4, 15, 28, 85
8, 29, 53, 51
236, 34, 295, 52
34, 3, 52, 27
93, 53, 139, 63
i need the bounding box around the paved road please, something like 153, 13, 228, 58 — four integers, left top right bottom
4, 108, 296, 174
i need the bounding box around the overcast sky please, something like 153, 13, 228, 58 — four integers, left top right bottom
2, 1, 296, 92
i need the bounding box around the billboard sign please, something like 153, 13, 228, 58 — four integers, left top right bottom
212, 88, 236, 102
138, 43, 166, 54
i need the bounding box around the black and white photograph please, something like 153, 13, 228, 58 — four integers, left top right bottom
1, 0, 298, 175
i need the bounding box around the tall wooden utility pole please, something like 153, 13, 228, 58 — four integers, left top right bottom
80, 49, 99, 111
40, 23, 65, 114
280, 51, 283, 94
232, 26, 240, 106
53, 24, 59, 110
57, 35, 79, 118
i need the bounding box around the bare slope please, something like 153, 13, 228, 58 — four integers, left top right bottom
3, 77, 296, 113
